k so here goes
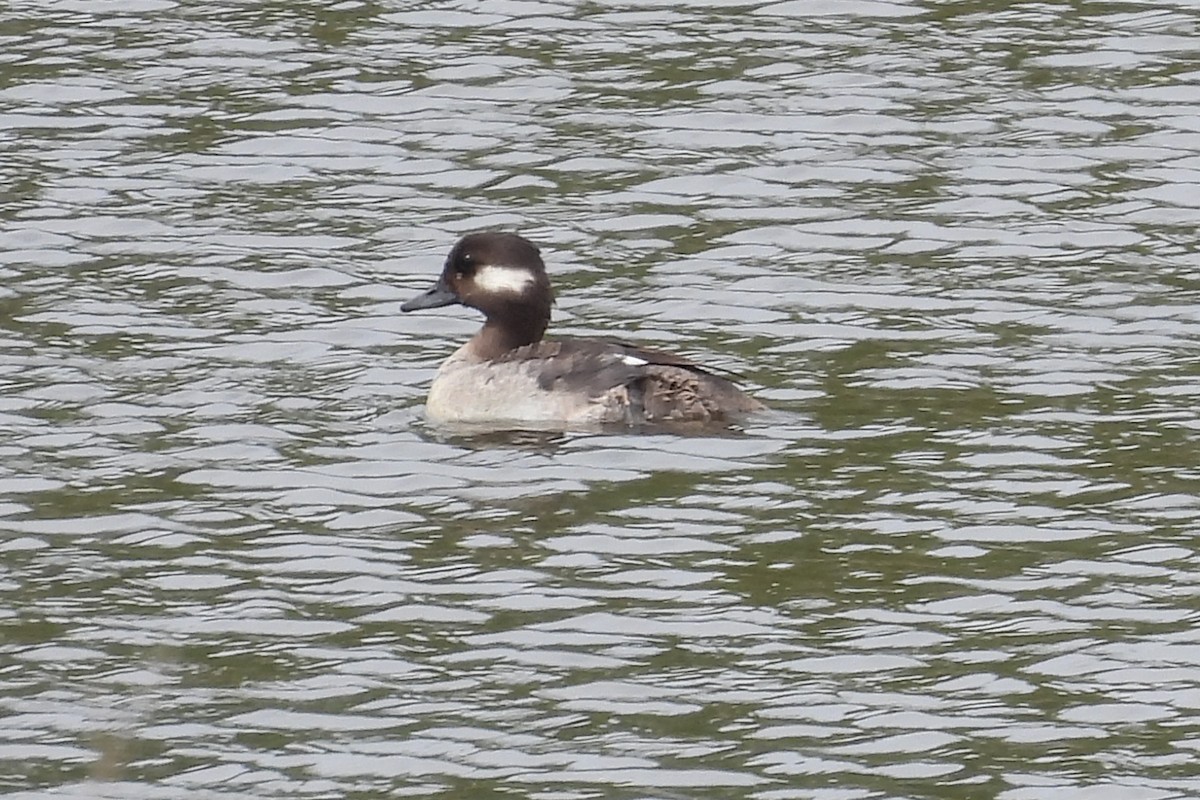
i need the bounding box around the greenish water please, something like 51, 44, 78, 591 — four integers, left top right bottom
3, 2, 1200, 799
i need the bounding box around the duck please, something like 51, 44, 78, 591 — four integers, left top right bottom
401, 232, 764, 429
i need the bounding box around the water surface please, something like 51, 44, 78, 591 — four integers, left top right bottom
3, 2, 1200, 798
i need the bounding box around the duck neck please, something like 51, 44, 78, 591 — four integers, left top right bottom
467, 313, 549, 361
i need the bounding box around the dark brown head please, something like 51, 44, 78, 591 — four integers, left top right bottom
402, 232, 555, 354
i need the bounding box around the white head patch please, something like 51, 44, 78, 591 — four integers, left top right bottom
473, 265, 536, 295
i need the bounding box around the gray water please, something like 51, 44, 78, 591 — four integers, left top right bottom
3, 2, 1200, 798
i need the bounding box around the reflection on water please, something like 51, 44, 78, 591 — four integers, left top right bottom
3, 1, 1200, 798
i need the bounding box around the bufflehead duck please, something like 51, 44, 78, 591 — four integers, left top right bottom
402, 232, 764, 429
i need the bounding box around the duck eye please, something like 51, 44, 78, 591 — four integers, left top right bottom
456, 252, 475, 275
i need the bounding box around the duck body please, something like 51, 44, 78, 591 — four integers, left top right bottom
425, 337, 762, 428
402, 232, 764, 430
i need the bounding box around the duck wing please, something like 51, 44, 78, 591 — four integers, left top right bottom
499, 338, 763, 423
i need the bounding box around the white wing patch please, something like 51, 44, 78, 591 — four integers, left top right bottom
473, 265, 535, 295
621, 355, 648, 366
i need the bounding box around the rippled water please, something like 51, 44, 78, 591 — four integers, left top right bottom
3, 2, 1200, 798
